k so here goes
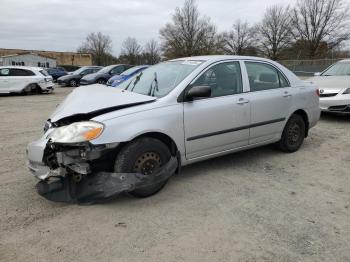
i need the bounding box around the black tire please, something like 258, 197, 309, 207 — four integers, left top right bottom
278, 114, 306, 153
114, 137, 171, 198
97, 79, 106, 85
69, 79, 78, 87
33, 86, 42, 95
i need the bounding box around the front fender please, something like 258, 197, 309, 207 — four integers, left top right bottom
90, 104, 185, 152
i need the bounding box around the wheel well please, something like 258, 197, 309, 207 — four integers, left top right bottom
292, 109, 309, 137
115, 132, 179, 156
135, 132, 178, 156
24, 83, 41, 92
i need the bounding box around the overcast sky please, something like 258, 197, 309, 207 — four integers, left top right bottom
1, 0, 348, 55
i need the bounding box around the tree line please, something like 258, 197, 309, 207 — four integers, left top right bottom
77, 0, 350, 66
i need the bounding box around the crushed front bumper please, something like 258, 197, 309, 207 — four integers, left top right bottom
36, 157, 178, 204
27, 138, 178, 204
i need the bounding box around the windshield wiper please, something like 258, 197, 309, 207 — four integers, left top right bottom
130, 72, 143, 92
147, 72, 159, 97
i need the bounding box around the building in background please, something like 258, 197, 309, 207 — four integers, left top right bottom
0, 48, 92, 67
0, 53, 57, 67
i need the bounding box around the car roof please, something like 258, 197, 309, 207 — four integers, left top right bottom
170, 55, 276, 63
0, 66, 43, 71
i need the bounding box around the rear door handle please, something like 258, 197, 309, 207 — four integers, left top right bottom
236, 98, 249, 104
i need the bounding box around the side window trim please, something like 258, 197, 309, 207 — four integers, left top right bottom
244, 61, 291, 93
187, 60, 244, 101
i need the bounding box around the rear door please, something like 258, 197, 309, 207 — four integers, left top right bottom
9, 69, 36, 92
244, 61, 292, 144
183, 61, 251, 160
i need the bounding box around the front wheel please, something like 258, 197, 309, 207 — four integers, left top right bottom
278, 114, 306, 153
114, 137, 172, 198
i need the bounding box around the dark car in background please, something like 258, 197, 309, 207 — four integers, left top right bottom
107, 65, 149, 87
46, 67, 68, 81
57, 66, 102, 87
80, 64, 132, 85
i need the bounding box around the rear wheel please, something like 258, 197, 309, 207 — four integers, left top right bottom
278, 114, 306, 153
97, 79, 106, 84
114, 137, 171, 198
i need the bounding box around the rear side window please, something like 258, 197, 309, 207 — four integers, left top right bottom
245, 62, 290, 92
192, 61, 243, 98
10, 69, 35, 76
0, 68, 10, 76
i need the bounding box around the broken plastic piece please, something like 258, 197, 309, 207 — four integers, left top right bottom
36, 156, 178, 204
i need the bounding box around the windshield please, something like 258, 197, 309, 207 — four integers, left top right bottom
98, 65, 115, 74
322, 62, 350, 76
118, 61, 202, 97
121, 66, 146, 76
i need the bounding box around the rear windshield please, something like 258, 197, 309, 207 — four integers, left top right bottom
40, 70, 49, 76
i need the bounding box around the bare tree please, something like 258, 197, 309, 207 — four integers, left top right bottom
292, 0, 350, 58
222, 20, 254, 55
77, 32, 113, 65
143, 39, 161, 64
257, 5, 293, 60
120, 37, 142, 64
159, 0, 218, 59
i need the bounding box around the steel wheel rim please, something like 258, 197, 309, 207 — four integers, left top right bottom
288, 122, 301, 145
133, 152, 161, 175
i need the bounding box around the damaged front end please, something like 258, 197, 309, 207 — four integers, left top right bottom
27, 139, 178, 204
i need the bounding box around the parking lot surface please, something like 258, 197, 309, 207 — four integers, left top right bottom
0, 87, 349, 262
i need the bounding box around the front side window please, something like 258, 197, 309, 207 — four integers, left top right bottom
192, 61, 243, 98
245, 62, 290, 92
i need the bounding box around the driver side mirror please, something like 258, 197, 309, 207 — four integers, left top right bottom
185, 85, 211, 101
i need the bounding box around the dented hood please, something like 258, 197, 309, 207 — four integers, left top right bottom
50, 85, 156, 123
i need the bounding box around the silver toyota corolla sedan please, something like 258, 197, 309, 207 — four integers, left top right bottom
308, 59, 350, 114
27, 55, 320, 203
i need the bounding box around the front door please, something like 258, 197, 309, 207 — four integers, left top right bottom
183, 61, 250, 160
244, 61, 293, 144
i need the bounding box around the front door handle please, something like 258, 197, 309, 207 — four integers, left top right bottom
236, 98, 249, 104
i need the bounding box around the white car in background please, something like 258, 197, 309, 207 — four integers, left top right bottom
308, 59, 350, 114
0, 66, 54, 94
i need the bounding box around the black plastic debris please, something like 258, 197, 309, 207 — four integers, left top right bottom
36, 156, 178, 204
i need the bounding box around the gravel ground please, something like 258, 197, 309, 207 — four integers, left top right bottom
0, 87, 349, 262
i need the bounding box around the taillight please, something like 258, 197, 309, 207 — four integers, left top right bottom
316, 88, 320, 97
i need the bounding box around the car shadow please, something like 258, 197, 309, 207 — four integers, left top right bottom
321, 112, 350, 123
